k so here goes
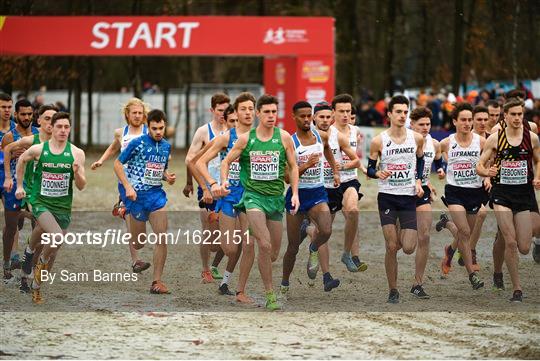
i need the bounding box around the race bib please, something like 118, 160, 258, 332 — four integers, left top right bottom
500, 160, 527, 185
386, 163, 414, 186
229, 160, 241, 180
41, 171, 70, 197
323, 160, 335, 187
339, 153, 357, 180
422, 164, 431, 185
451, 162, 478, 185
143, 162, 165, 186
250, 152, 279, 180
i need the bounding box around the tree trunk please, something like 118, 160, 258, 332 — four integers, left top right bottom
511, 0, 520, 86
184, 82, 191, 149
452, 0, 464, 95
132, 56, 142, 99
73, 63, 82, 146
461, 0, 476, 94
87, 56, 94, 147
384, 0, 397, 94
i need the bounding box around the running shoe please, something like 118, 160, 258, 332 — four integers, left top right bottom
279, 284, 289, 300
19, 277, 30, 293
10, 254, 21, 270
387, 289, 400, 304
32, 288, 44, 304
352, 256, 368, 272
471, 249, 480, 272
469, 272, 484, 290
3, 267, 13, 284
299, 218, 310, 243
211, 266, 223, 280
236, 291, 254, 304
457, 250, 465, 267
323, 276, 340, 292
201, 270, 214, 284
307, 248, 319, 280
22, 248, 34, 276
509, 290, 523, 302
341, 252, 358, 272
150, 280, 171, 294
435, 212, 449, 232
112, 199, 126, 219
33, 259, 48, 288
218, 283, 234, 296
532, 242, 540, 264
410, 285, 430, 299
493, 273, 505, 291
265, 291, 281, 311
441, 245, 454, 275
208, 211, 219, 224
132, 260, 151, 273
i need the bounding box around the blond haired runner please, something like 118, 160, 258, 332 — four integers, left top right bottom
91, 97, 150, 273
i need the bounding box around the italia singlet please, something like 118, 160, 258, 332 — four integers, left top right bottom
446, 133, 483, 189
8, 126, 39, 184
224, 127, 242, 188
118, 134, 171, 193
378, 128, 418, 196
239, 127, 286, 196
292, 129, 324, 189
323, 126, 341, 189
32, 141, 75, 214
0, 120, 16, 181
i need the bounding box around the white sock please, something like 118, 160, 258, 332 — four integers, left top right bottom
25, 245, 35, 254
534, 237, 540, 246
221, 271, 232, 286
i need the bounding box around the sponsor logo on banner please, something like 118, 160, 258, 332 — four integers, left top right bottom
263, 27, 308, 45
302, 61, 330, 83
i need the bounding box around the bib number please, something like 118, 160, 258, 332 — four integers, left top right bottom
500, 160, 527, 185
143, 162, 165, 186
41, 171, 70, 197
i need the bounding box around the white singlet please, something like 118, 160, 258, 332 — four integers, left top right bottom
378, 128, 418, 196
446, 133, 483, 188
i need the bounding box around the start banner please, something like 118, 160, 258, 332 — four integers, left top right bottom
0, 16, 333, 56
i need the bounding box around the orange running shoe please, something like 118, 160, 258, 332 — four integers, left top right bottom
235, 291, 254, 304
208, 211, 219, 224
441, 245, 454, 276
201, 270, 214, 284
150, 280, 171, 294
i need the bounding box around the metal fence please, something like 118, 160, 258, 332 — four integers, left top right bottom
26, 84, 263, 148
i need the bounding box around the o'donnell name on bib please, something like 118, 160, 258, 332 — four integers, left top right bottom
39, 269, 138, 285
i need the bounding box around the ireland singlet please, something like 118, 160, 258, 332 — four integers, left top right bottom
239, 127, 286, 196
32, 141, 75, 214
22, 133, 41, 205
